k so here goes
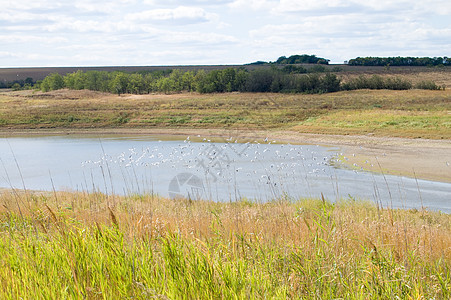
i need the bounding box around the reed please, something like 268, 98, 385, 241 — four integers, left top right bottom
0, 190, 449, 299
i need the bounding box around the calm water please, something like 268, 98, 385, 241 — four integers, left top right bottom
0, 135, 450, 213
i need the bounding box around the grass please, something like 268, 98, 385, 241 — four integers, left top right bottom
1, 88, 451, 139
295, 109, 451, 138
0, 190, 449, 299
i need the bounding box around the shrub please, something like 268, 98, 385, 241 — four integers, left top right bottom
341, 75, 412, 91
415, 80, 441, 90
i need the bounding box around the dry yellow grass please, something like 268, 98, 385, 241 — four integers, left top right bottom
0, 189, 450, 298
1, 89, 450, 139
1, 190, 449, 262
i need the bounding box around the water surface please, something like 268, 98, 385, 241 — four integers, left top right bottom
0, 135, 450, 213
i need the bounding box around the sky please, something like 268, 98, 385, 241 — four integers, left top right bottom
1, 0, 450, 67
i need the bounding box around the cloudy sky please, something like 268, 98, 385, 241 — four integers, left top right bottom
1, 0, 450, 67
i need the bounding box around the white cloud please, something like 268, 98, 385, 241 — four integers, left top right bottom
247, 11, 451, 63
229, 0, 277, 10
4, 0, 63, 11
0, 0, 450, 66
273, 0, 451, 15
159, 31, 239, 45
0, 51, 20, 58
0, 35, 67, 44
274, 0, 351, 13
145, 0, 234, 5
73, 2, 115, 14
0, 10, 49, 23
126, 6, 216, 24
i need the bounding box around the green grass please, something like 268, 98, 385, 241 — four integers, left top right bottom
296, 110, 451, 138
0, 191, 449, 299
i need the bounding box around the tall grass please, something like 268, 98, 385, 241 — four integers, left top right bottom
0, 191, 449, 299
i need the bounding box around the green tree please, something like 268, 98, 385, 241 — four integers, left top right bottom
41, 73, 65, 92
320, 73, 341, 93
110, 73, 128, 95
85, 71, 109, 91
193, 70, 207, 93
127, 73, 145, 94
245, 68, 277, 92
156, 77, 174, 94
167, 70, 184, 92
234, 68, 248, 92
24, 77, 34, 85
182, 71, 195, 92
64, 70, 87, 90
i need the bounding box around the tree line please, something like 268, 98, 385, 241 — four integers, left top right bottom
37, 68, 342, 94
275, 54, 330, 65
348, 56, 450, 66
341, 75, 440, 90
248, 54, 330, 65
33, 67, 444, 95
0, 77, 35, 90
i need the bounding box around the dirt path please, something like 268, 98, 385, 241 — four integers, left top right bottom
2, 128, 451, 183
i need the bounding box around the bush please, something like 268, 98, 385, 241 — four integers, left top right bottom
320, 73, 341, 93
307, 65, 326, 73
415, 80, 441, 90
282, 65, 307, 74
384, 77, 412, 90
341, 75, 412, 91
11, 83, 22, 91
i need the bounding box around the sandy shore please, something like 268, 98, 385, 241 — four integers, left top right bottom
2, 128, 451, 183
270, 131, 451, 183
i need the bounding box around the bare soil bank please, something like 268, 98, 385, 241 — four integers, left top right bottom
2, 127, 450, 183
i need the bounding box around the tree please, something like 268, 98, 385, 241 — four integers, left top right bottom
156, 77, 173, 94
245, 68, 277, 92
275, 54, 330, 65
348, 56, 451, 66
234, 68, 248, 92
110, 72, 128, 95
41, 73, 65, 92
64, 70, 86, 90
85, 71, 109, 91
320, 73, 340, 93
24, 77, 34, 85
182, 71, 195, 92
127, 73, 145, 94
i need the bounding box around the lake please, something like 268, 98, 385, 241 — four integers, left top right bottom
0, 135, 450, 213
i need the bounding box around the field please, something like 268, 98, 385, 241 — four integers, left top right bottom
1, 88, 450, 139
0, 191, 450, 299
0, 67, 450, 298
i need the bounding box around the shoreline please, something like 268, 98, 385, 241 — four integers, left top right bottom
1, 127, 451, 183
